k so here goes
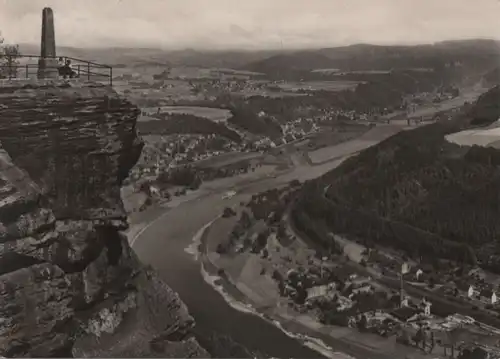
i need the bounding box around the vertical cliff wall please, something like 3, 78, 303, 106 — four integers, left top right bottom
0, 80, 208, 357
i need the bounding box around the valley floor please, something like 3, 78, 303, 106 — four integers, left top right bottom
126, 91, 483, 357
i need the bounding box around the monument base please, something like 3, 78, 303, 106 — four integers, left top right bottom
37, 58, 59, 79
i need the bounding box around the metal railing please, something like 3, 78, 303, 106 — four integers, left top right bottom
0, 54, 113, 85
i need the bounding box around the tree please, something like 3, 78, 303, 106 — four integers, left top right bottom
0, 34, 21, 79
222, 207, 236, 218
357, 314, 368, 332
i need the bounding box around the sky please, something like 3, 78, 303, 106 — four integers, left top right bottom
0, 0, 499, 50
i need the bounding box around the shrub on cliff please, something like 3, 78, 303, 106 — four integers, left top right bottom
0, 34, 20, 79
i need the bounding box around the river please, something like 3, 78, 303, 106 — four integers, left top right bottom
131, 180, 324, 358
130, 125, 409, 358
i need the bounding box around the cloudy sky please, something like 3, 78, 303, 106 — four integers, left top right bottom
0, 0, 499, 50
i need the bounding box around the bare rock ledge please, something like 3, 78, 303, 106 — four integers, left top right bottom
0, 79, 208, 357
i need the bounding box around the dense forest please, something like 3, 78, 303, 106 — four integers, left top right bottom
227, 107, 283, 139
292, 86, 500, 272
137, 113, 242, 143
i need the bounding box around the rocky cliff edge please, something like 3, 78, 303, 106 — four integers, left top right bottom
0, 80, 208, 357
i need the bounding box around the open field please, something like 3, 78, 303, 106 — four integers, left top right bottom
305, 127, 371, 152
308, 139, 376, 164
237, 91, 309, 98
307, 125, 404, 164
210, 68, 264, 76
310, 68, 341, 74
142, 106, 232, 122
275, 81, 361, 92
446, 122, 500, 148
310, 69, 392, 75
337, 70, 392, 75
116, 65, 262, 79
194, 151, 263, 169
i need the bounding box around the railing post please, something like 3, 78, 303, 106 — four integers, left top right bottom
87, 62, 90, 81
77, 65, 80, 78
8, 56, 12, 80
25, 64, 28, 78
110, 67, 113, 86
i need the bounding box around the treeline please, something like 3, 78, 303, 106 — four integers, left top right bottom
295, 186, 477, 265
483, 66, 500, 87
291, 206, 343, 256
292, 86, 500, 271
158, 166, 202, 190
227, 107, 283, 139
467, 85, 500, 126
137, 113, 242, 143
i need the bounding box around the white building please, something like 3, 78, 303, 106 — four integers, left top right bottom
467, 285, 478, 298
421, 298, 432, 316
306, 283, 336, 302
415, 269, 423, 280
401, 296, 409, 308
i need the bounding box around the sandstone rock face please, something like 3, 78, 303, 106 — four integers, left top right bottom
0, 80, 208, 357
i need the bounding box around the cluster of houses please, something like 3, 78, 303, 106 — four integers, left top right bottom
466, 285, 498, 305
128, 133, 244, 183
192, 79, 269, 97
434, 268, 500, 308
397, 313, 500, 358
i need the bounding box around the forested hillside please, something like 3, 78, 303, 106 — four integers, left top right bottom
137, 113, 242, 142
293, 86, 500, 272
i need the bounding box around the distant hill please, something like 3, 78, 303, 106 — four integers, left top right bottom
242, 51, 334, 74
293, 85, 500, 272
468, 85, 500, 125
19, 39, 500, 74
242, 39, 500, 77
18, 44, 279, 69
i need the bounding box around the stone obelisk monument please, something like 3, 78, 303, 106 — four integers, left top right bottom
37, 7, 59, 79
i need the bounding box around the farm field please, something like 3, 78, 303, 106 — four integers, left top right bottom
337, 70, 392, 75
237, 90, 308, 98
195, 151, 263, 169
275, 81, 361, 92
142, 106, 232, 122
310, 68, 341, 74
210, 68, 264, 76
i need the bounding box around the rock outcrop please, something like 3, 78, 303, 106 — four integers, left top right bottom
0, 80, 208, 357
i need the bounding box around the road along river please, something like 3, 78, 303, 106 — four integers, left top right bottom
130, 125, 405, 358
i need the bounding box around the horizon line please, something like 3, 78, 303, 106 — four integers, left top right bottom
15, 37, 500, 53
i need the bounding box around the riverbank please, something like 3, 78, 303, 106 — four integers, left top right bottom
195, 219, 355, 359
197, 214, 444, 359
